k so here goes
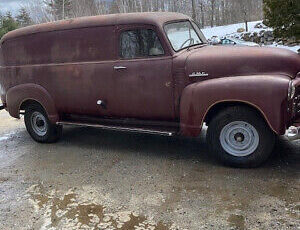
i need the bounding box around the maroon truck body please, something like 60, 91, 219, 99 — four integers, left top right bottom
0, 12, 299, 167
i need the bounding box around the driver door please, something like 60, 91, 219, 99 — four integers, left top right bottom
108, 25, 175, 120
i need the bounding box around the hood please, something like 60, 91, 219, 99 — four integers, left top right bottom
185, 46, 300, 80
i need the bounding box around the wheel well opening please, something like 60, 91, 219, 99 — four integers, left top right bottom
204, 101, 272, 130
20, 99, 42, 112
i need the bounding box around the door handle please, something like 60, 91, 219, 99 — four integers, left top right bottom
114, 66, 127, 70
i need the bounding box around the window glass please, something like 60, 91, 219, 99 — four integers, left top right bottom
222, 39, 235, 45
164, 21, 206, 51
120, 29, 164, 59
223, 39, 229, 44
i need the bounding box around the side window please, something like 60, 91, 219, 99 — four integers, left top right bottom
120, 29, 164, 59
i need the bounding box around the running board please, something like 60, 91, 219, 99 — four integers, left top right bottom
56, 121, 175, 137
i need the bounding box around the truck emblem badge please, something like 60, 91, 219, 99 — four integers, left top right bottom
189, 71, 209, 78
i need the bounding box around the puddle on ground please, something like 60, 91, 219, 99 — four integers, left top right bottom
0, 131, 16, 142
227, 214, 245, 230
27, 184, 171, 229
0, 136, 9, 141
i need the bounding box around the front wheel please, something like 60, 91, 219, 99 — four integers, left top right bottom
207, 106, 275, 168
24, 104, 62, 143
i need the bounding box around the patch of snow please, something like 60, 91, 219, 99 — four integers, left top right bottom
202, 21, 265, 39
202, 21, 299, 53
265, 44, 300, 53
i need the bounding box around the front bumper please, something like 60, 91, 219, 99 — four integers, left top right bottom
287, 126, 300, 141
290, 78, 300, 126
286, 76, 300, 140
288, 77, 300, 140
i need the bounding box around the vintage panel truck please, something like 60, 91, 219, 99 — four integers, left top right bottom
0, 13, 299, 167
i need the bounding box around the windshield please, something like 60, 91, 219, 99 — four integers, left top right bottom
164, 21, 207, 51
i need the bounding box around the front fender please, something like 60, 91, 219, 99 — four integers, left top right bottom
180, 75, 290, 137
6, 83, 59, 123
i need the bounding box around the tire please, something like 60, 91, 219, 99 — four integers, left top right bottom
24, 104, 62, 143
206, 106, 275, 168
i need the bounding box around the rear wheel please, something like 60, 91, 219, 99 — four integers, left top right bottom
24, 104, 62, 143
207, 106, 275, 168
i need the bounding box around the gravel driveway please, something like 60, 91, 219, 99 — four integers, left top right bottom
0, 110, 299, 230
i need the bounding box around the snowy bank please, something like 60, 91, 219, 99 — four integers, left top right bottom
202, 21, 299, 53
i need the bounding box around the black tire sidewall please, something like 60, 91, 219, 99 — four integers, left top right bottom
24, 104, 61, 143
207, 106, 275, 168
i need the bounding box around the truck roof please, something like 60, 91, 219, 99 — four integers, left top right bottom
1, 12, 189, 43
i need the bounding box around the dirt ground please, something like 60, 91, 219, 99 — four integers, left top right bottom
0, 110, 299, 230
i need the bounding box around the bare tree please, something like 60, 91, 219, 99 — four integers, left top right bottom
71, 0, 99, 17
210, 0, 216, 27
22, 0, 53, 23
238, 0, 251, 31
198, 0, 205, 27
191, 0, 196, 21
21, 0, 264, 30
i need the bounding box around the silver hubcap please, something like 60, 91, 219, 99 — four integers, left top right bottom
220, 121, 259, 157
31, 111, 48, 136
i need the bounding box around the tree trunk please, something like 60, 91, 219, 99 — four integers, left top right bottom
200, 2, 204, 28
245, 20, 248, 32
191, 0, 196, 21
210, 0, 215, 27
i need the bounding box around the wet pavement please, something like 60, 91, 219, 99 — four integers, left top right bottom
0, 110, 299, 230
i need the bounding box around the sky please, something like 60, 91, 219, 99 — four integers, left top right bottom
0, 0, 23, 15
0, 0, 113, 16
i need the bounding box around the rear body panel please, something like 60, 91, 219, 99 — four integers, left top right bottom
0, 13, 178, 123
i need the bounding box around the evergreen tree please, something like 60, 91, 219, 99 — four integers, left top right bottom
263, 0, 300, 40
5, 11, 13, 20
16, 8, 32, 27
0, 12, 3, 26
0, 12, 19, 39
45, 0, 72, 20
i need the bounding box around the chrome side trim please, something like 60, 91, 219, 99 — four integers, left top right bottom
114, 66, 127, 70
57, 121, 174, 136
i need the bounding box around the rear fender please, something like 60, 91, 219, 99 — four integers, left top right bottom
6, 83, 59, 123
180, 75, 290, 137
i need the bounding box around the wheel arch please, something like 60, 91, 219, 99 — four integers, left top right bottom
203, 100, 277, 134
20, 99, 46, 112
179, 75, 290, 137
6, 83, 59, 123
